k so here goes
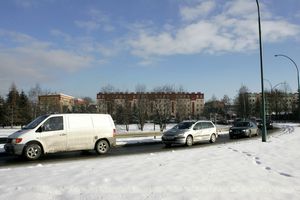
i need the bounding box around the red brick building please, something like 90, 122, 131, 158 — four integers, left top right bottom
97, 92, 204, 119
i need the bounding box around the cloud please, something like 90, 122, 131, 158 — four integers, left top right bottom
295, 11, 300, 19
50, 30, 119, 58
180, 1, 216, 21
50, 29, 72, 42
0, 28, 121, 95
0, 30, 96, 92
223, 0, 257, 19
128, 0, 300, 59
14, 0, 38, 8
75, 20, 101, 32
13, 0, 54, 9
74, 9, 115, 33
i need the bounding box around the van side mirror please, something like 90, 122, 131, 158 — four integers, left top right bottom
36, 126, 43, 133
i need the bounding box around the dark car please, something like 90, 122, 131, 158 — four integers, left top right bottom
229, 121, 259, 139
256, 119, 273, 130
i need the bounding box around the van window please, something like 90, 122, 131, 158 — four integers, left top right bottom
43, 116, 63, 132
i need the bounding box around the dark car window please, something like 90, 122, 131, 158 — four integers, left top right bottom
235, 122, 250, 127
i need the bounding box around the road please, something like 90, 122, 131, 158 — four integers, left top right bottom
0, 129, 278, 168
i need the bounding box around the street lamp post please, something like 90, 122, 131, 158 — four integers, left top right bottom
274, 54, 300, 121
256, 0, 267, 142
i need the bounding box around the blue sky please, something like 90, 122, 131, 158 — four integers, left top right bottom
0, 0, 300, 101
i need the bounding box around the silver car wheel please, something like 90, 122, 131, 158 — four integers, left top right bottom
186, 135, 193, 146
210, 134, 216, 143
24, 143, 42, 160
95, 140, 109, 154
248, 130, 252, 138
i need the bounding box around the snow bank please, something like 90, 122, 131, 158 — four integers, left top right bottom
0, 123, 299, 199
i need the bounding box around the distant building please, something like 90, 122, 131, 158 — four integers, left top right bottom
39, 94, 85, 113
247, 92, 298, 116
96, 92, 204, 119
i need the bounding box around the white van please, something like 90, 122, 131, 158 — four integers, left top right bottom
4, 114, 116, 160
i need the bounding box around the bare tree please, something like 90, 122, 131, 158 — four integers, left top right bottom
6, 83, 20, 127
100, 84, 118, 93
28, 84, 43, 118
0, 95, 6, 127
221, 95, 232, 119
135, 84, 148, 131
176, 97, 188, 122
234, 85, 251, 119
99, 85, 118, 115
152, 85, 174, 131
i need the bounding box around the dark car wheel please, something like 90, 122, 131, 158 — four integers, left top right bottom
256, 129, 260, 136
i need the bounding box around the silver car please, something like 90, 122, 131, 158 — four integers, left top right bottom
162, 120, 218, 147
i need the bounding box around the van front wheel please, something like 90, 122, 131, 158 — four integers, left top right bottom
24, 143, 42, 160
95, 140, 110, 155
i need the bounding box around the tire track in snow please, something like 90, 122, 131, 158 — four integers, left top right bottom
276, 125, 295, 137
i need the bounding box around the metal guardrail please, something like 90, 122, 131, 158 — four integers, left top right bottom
116, 127, 230, 138
116, 132, 162, 138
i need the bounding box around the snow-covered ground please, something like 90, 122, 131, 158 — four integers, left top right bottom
0, 123, 299, 199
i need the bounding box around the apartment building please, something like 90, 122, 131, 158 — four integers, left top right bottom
38, 93, 85, 113
97, 92, 205, 119
247, 92, 298, 115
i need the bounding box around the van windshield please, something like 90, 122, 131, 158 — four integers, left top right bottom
22, 115, 50, 130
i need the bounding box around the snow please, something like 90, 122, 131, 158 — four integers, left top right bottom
0, 123, 300, 199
